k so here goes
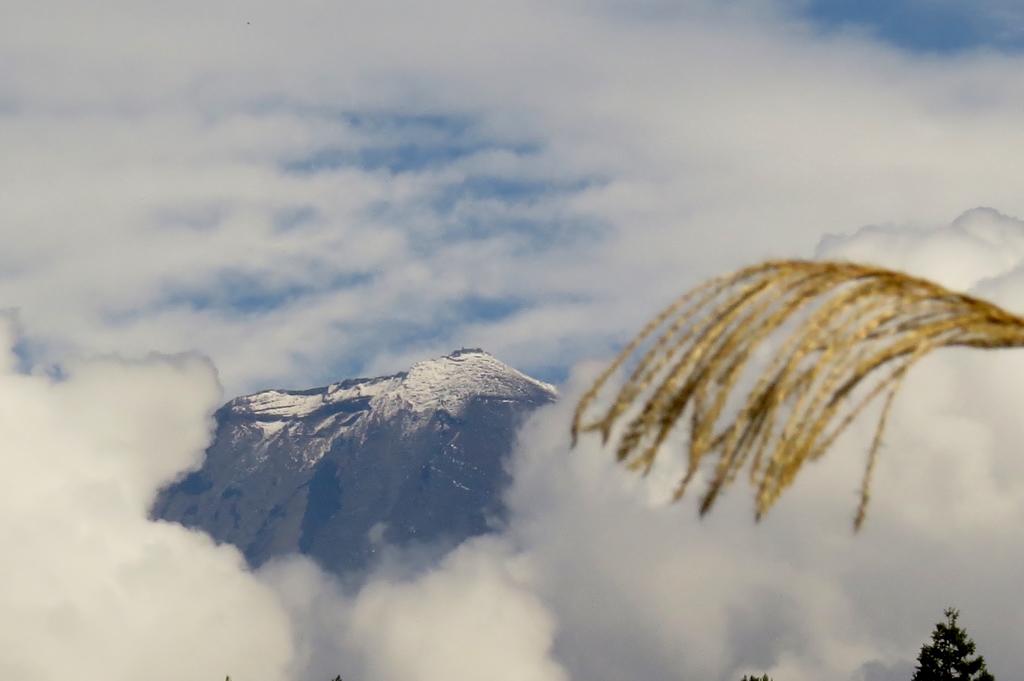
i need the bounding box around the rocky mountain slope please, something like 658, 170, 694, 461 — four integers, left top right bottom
151, 349, 557, 575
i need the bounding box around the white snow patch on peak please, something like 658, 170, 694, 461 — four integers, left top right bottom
235, 391, 326, 419
253, 420, 288, 438
392, 350, 557, 414
228, 376, 400, 419
230, 350, 555, 419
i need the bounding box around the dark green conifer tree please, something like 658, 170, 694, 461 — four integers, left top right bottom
913, 608, 994, 681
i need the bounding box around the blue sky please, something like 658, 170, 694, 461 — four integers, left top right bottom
798, 0, 1024, 53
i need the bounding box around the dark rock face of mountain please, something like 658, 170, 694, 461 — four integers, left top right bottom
151, 350, 556, 575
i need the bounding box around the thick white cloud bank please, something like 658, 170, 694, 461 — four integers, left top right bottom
0, 320, 295, 680
264, 540, 568, 681
269, 208, 1024, 681
503, 208, 1024, 680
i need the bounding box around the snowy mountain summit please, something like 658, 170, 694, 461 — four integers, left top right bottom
390, 348, 557, 413
153, 350, 556, 575
230, 348, 556, 421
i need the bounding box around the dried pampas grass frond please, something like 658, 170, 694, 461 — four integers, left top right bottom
572, 260, 1024, 530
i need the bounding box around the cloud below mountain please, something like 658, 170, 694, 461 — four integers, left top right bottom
0, 317, 295, 680
5, 207, 1024, 680
267, 208, 1024, 681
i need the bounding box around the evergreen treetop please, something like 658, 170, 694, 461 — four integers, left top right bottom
912, 608, 994, 681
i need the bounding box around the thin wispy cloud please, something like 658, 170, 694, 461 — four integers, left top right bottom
4, 0, 1024, 395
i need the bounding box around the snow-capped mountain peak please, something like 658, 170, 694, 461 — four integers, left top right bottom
394, 348, 557, 413
228, 349, 556, 420
153, 349, 558, 575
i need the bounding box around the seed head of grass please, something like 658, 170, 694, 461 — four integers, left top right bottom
572, 260, 1024, 530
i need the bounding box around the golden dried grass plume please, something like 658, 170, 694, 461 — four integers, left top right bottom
572, 260, 1024, 530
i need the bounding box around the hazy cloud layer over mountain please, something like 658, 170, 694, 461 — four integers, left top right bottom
4, 0, 1024, 395
7, 0, 1024, 679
